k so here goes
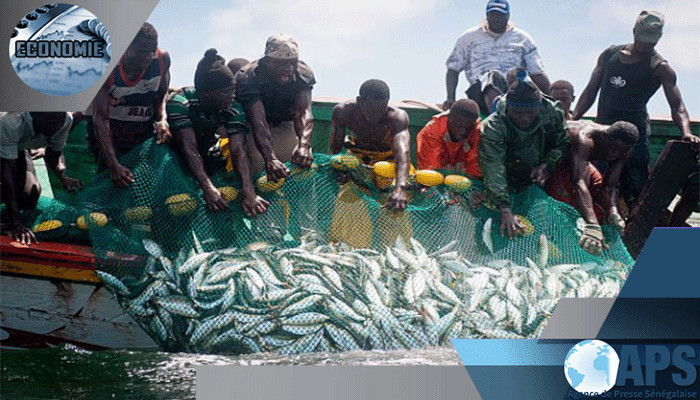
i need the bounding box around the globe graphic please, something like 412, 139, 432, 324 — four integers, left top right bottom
564, 340, 620, 394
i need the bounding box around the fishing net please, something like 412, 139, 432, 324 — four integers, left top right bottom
23, 139, 634, 353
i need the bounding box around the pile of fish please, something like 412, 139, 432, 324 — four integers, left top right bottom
96, 232, 630, 354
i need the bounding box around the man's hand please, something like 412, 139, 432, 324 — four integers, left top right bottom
61, 175, 82, 192
470, 190, 486, 209
608, 212, 626, 234
291, 145, 313, 168
241, 192, 270, 217
265, 158, 290, 182
385, 185, 409, 211
681, 134, 700, 144
335, 171, 351, 184
29, 148, 45, 160
530, 164, 551, 187
9, 224, 37, 245
579, 223, 606, 255
442, 99, 455, 111
154, 120, 172, 144
110, 163, 134, 187
203, 186, 227, 211
499, 207, 526, 238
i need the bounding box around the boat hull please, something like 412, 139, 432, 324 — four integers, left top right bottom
0, 237, 156, 349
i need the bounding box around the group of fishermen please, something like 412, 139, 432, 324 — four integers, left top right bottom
1, 1, 698, 257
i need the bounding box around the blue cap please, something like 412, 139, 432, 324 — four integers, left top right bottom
486, 0, 510, 14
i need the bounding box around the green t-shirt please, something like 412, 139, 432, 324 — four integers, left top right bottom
478, 96, 569, 208
166, 87, 247, 158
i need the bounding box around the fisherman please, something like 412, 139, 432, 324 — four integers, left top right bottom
226, 58, 249, 77
90, 22, 171, 187
235, 34, 315, 180
549, 80, 575, 120
479, 72, 568, 237
167, 49, 268, 216
329, 79, 411, 210
444, 0, 550, 111
0, 112, 82, 244
416, 99, 482, 179
572, 11, 700, 209
544, 121, 639, 254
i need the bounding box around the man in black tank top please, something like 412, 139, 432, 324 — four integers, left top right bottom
572, 10, 699, 216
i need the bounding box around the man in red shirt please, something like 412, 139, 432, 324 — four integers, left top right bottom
416, 99, 482, 178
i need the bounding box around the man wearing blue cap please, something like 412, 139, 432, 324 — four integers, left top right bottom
573, 11, 699, 212
444, 0, 550, 112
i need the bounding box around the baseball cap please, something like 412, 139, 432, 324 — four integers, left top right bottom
264, 34, 299, 59
634, 11, 664, 43
486, 0, 510, 14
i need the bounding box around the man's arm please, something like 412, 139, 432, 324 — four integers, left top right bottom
329, 104, 347, 154
91, 81, 134, 186
244, 101, 289, 181
291, 89, 314, 167
44, 149, 81, 192
386, 109, 411, 211
416, 123, 446, 170
0, 157, 36, 244
443, 69, 460, 110
601, 148, 632, 233
572, 51, 605, 121
153, 51, 172, 143
172, 126, 226, 211
530, 73, 550, 94
570, 139, 597, 225
657, 62, 698, 143
478, 119, 525, 237
227, 134, 269, 216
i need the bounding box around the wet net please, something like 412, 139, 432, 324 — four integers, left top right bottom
21, 139, 634, 354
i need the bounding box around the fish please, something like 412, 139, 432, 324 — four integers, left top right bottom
482, 218, 494, 253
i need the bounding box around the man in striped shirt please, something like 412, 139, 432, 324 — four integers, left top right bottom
90, 23, 171, 187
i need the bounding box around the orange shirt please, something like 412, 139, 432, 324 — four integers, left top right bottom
416, 113, 482, 178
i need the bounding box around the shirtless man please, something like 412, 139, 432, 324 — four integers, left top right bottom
91, 23, 171, 187
545, 121, 638, 254
329, 79, 411, 210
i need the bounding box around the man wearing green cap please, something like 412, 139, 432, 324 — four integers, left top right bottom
167, 49, 268, 217
573, 11, 699, 211
235, 34, 315, 182
478, 72, 569, 237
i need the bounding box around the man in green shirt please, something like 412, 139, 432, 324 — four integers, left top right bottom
478, 71, 569, 237
167, 49, 268, 216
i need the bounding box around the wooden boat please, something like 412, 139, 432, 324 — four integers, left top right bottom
1, 99, 697, 349
0, 236, 157, 349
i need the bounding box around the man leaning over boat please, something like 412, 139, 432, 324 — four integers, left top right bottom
1, 112, 81, 244
329, 79, 412, 211
89, 22, 171, 187
235, 34, 315, 182
167, 49, 268, 217
478, 71, 569, 238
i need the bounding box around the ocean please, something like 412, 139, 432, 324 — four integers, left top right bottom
1, 345, 462, 399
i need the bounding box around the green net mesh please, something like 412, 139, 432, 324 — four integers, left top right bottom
20, 139, 634, 354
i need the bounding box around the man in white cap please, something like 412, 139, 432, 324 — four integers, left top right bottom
235, 34, 315, 181
573, 11, 699, 212
444, 0, 550, 112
